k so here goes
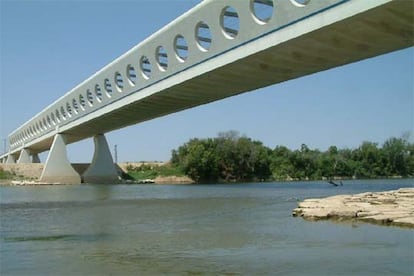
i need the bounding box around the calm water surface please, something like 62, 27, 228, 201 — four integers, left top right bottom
1, 179, 413, 275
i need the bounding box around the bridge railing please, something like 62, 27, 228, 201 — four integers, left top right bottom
8, 0, 346, 153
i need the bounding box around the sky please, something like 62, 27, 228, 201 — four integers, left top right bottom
0, 0, 413, 163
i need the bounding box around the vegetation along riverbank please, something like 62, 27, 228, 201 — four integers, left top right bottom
169, 131, 414, 183
1, 131, 413, 184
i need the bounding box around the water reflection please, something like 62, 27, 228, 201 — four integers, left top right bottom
90, 183, 113, 201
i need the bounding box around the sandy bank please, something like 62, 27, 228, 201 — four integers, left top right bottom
293, 188, 414, 228
154, 175, 194, 184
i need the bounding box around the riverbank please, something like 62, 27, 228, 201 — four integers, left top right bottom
0, 180, 54, 186
0, 176, 194, 186
293, 188, 414, 228
0, 163, 194, 185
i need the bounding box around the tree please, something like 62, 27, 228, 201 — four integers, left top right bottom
353, 142, 383, 178
271, 146, 294, 180
382, 137, 411, 176
171, 138, 219, 182
171, 131, 272, 182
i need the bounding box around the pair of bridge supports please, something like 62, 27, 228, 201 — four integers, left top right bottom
4, 133, 119, 184
5, 149, 41, 164
40, 133, 119, 184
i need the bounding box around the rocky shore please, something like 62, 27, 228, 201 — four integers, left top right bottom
293, 188, 414, 228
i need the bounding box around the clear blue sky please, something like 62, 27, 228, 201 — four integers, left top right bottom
1, 0, 413, 163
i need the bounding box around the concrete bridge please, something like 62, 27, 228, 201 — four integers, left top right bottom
1, 0, 413, 183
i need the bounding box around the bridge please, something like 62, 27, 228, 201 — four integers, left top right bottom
1, 0, 413, 183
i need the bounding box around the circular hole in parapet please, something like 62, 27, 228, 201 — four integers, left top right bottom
60, 106, 67, 120
72, 99, 79, 114
104, 78, 113, 97
127, 64, 137, 85
174, 35, 188, 62
156, 46, 168, 71
196, 21, 212, 51
140, 56, 152, 79
290, 0, 310, 7
79, 94, 86, 110
251, 0, 274, 23
115, 72, 124, 91
221, 6, 240, 39
87, 89, 94, 106
95, 84, 103, 102
66, 103, 72, 118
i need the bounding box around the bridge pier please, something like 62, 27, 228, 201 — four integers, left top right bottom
83, 134, 119, 184
6, 154, 16, 164
17, 148, 31, 163
32, 153, 41, 163
40, 133, 81, 184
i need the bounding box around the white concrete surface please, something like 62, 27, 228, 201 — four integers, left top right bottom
17, 149, 31, 164
39, 134, 81, 184
6, 154, 16, 164
83, 134, 119, 184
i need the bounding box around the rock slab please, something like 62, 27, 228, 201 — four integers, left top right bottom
293, 188, 414, 228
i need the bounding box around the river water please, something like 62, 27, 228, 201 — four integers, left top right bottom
0, 179, 413, 275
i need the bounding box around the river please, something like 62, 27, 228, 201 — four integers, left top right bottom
0, 179, 413, 275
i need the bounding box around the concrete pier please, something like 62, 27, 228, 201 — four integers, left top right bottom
40, 134, 81, 184
6, 154, 16, 164
83, 134, 119, 184
32, 153, 41, 163
17, 148, 31, 163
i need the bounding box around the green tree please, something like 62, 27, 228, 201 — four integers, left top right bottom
353, 142, 382, 178
271, 146, 294, 180
172, 138, 219, 182
336, 148, 355, 177
171, 131, 272, 182
382, 137, 411, 176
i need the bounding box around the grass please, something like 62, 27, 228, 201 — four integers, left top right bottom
0, 167, 14, 180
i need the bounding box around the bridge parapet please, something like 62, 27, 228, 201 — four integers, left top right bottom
8, 0, 348, 154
